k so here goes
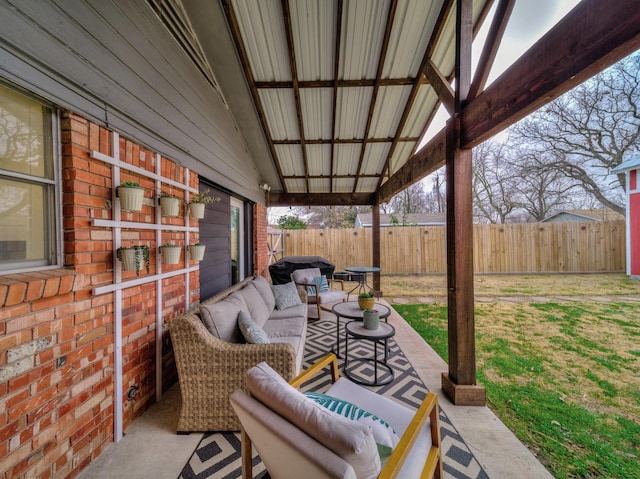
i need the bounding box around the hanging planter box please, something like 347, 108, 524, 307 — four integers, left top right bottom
117, 184, 145, 212
116, 246, 150, 276
160, 195, 181, 217
189, 202, 206, 219
188, 244, 206, 261
161, 245, 181, 264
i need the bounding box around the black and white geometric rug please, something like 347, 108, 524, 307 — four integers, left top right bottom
179, 319, 488, 479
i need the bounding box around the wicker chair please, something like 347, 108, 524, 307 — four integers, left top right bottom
170, 310, 298, 432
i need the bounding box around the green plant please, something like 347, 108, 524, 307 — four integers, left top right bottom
191, 189, 219, 204
358, 292, 375, 299
120, 180, 141, 188
116, 245, 150, 275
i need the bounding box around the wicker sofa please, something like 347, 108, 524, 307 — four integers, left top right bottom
169, 275, 308, 432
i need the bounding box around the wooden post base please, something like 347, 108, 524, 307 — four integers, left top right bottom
442, 373, 486, 406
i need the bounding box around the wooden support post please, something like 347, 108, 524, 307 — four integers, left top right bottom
441, 0, 486, 406
372, 205, 382, 295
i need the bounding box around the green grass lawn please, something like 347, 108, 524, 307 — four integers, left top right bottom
394, 302, 640, 479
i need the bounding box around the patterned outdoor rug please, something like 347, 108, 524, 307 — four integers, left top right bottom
179, 319, 488, 479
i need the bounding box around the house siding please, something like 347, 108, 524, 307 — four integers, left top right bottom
0, 0, 264, 204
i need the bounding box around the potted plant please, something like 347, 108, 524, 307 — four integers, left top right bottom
116, 245, 150, 276
160, 193, 181, 217
358, 291, 375, 310
188, 243, 206, 261
160, 243, 181, 264
362, 308, 380, 330
117, 180, 145, 212
189, 189, 217, 219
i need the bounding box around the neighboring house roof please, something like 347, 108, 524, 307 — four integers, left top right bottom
542, 208, 625, 223
611, 155, 640, 173
356, 213, 446, 228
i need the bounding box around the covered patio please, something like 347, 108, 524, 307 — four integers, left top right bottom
78, 301, 553, 479
1, 1, 640, 477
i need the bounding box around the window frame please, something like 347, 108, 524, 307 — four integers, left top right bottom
0, 80, 62, 274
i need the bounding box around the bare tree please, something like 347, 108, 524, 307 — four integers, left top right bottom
511, 52, 640, 215
472, 140, 521, 223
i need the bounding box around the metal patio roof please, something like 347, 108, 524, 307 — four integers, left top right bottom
220, 0, 491, 201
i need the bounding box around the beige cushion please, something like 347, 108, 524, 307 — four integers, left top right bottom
269, 302, 308, 320
251, 275, 277, 312
237, 282, 271, 327
246, 362, 381, 478
199, 293, 247, 342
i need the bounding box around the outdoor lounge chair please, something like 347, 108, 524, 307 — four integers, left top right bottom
230, 353, 443, 479
291, 267, 346, 319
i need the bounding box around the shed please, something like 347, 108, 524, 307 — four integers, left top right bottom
612, 156, 640, 277
541, 208, 625, 223
356, 213, 446, 228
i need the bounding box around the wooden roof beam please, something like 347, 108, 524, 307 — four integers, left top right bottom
377, 129, 446, 203
468, 0, 515, 101
462, 0, 640, 147
268, 192, 376, 207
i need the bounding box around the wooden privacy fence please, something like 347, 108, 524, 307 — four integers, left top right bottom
281, 220, 626, 274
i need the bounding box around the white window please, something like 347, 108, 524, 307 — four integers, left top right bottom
0, 82, 59, 273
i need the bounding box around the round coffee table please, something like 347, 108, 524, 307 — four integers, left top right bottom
343, 321, 395, 386
331, 301, 391, 357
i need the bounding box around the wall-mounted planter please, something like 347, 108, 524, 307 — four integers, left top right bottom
160, 196, 181, 217
189, 202, 206, 219
188, 244, 206, 261
161, 245, 181, 264
116, 245, 150, 276
117, 185, 145, 212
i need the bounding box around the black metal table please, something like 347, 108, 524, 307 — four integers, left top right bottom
331, 301, 390, 357
343, 321, 395, 386
344, 266, 381, 299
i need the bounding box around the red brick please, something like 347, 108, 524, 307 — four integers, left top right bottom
42, 277, 61, 298
4, 281, 27, 306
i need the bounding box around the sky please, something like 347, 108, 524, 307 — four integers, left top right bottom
269, 0, 582, 222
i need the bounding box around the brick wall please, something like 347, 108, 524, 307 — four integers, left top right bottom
254, 203, 269, 278
0, 112, 200, 478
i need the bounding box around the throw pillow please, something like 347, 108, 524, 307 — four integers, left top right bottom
312, 275, 329, 293
237, 311, 270, 344
305, 391, 400, 460
245, 362, 381, 478
270, 281, 303, 310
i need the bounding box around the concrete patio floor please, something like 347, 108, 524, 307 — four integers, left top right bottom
78, 301, 554, 479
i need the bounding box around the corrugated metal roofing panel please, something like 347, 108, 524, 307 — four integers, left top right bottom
339, 0, 388, 80
362, 143, 391, 175
232, 0, 290, 82
284, 178, 307, 193
306, 144, 331, 176
334, 144, 361, 175
383, 0, 443, 78
369, 85, 412, 138
336, 87, 372, 138
333, 177, 355, 193
290, 0, 336, 81
308, 177, 331, 193
356, 177, 379, 193
274, 144, 304, 176
300, 88, 333, 140
389, 141, 416, 176
259, 89, 300, 140
402, 85, 439, 137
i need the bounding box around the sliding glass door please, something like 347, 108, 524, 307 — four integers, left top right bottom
230, 198, 244, 284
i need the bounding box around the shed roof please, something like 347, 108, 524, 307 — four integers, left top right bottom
611, 156, 640, 173
357, 212, 446, 227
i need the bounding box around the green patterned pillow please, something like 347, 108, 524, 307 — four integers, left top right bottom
237, 311, 270, 344
305, 391, 399, 459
